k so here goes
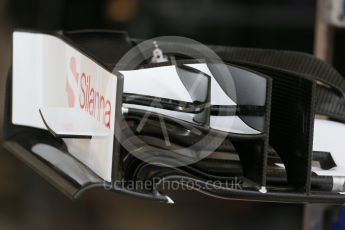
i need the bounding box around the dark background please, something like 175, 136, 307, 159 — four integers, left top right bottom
0, 0, 343, 229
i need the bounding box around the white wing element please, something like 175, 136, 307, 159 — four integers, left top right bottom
313, 119, 345, 177
39, 107, 111, 138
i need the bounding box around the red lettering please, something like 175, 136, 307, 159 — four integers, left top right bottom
99, 96, 105, 123
89, 88, 94, 116
70, 63, 113, 129
104, 100, 111, 128
79, 73, 86, 108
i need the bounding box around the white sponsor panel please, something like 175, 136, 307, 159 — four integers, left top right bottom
13, 31, 118, 182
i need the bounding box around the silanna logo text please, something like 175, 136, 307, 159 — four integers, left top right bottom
66, 57, 112, 129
